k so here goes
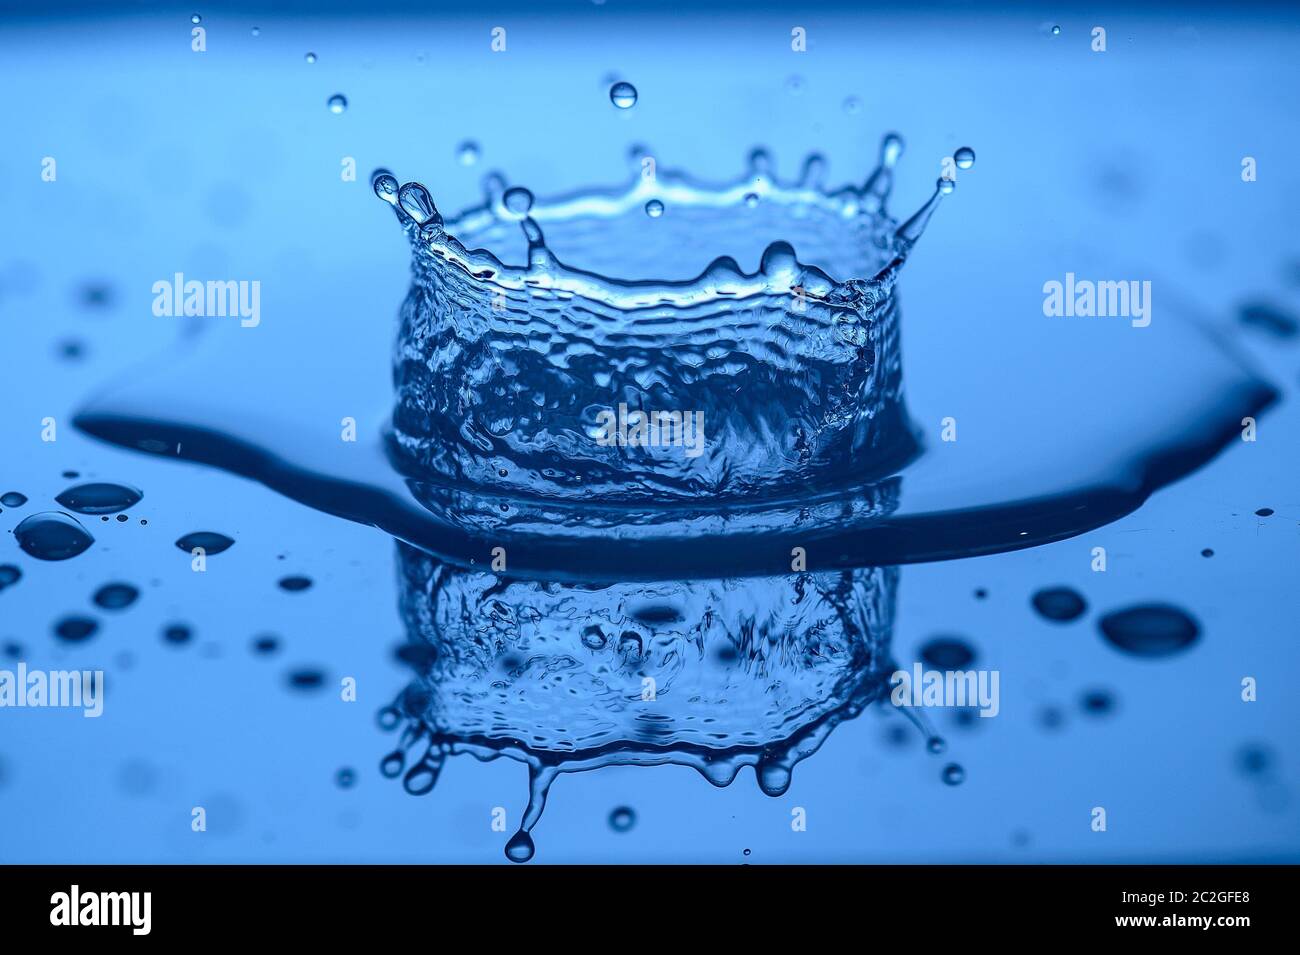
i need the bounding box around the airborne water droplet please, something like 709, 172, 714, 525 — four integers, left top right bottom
1098, 604, 1200, 658
191, 14, 201, 24
15, 512, 94, 561
305, 52, 317, 64
93, 582, 140, 611
1031, 586, 1087, 622
608, 806, 637, 832
1051, 25, 1061, 35
937, 176, 955, 196
942, 763, 966, 786
954, 146, 976, 170
327, 94, 347, 114
609, 81, 637, 109
456, 141, 480, 166
644, 199, 664, 218
503, 186, 534, 217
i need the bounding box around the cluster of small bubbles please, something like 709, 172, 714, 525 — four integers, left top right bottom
503, 186, 534, 217
609, 81, 638, 109
644, 199, 664, 218
954, 146, 976, 169
456, 141, 480, 166
608, 806, 637, 832
842, 96, 862, 114
327, 94, 347, 115
305, 52, 317, 64
942, 763, 966, 786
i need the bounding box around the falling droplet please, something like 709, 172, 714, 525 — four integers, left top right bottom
305, 52, 317, 64
954, 146, 976, 170
175, 531, 235, 555
55, 482, 142, 514
1098, 604, 1200, 658
942, 763, 966, 786
609, 81, 638, 109
327, 94, 347, 114
15, 512, 94, 561
644, 199, 664, 218
505, 829, 536, 863
503, 186, 534, 217
456, 141, 480, 166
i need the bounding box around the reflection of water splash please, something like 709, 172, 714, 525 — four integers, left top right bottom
380, 542, 899, 862
375, 134, 943, 504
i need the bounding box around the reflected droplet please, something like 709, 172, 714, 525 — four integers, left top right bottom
15, 512, 94, 561
609, 81, 638, 109
327, 94, 347, 114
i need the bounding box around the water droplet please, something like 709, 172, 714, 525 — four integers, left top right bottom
251, 26, 260, 37
1, 492, 27, 507
974, 587, 988, 600
456, 141, 480, 166
1031, 586, 1087, 622
371, 170, 399, 205
93, 582, 140, 611
942, 763, 965, 785
1080, 688, 1116, 716
327, 94, 347, 114
1238, 301, 1298, 340
1051, 25, 1061, 35
398, 182, 438, 224
919, 635, 976, 669
336, 767, 357, 789
609, 81, 638, 109
580, 625, 607, 650
287, 667, 326, 689
954, 146, 976, 170
1255, 507, 1274, 517
842, 96, 862, 114
1201, 548, 1215, 557
785, 75, 804, 96
503, 186, 534, 217
279, 575, 313, 593
55, 482, 142, 514
1098, 604, 1200, 658
644, 199, 664, 218
163, 623, 193, 645
252, 634, 280, 655
15, 512, 94, 561
191, 14, 201, 24
1236, 743, 1274, 777
305, 52, 317, 64
175, 531, 235, 555
937, 176, 955, 196
608, 806, 637, 832
926, 735, 947, 755
881, 133, 904, 167
505, 829, 535, 863
0, 565, 21, 593
55, 616, 99, 643
744, 193, 759, 208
